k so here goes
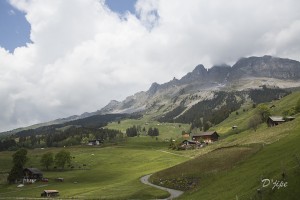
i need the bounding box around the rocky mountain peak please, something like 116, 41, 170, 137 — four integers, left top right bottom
229, 55, 300, 80
99, 99, 121, 113
180, 64, 207, 83
148, 82, 160, 95
109, 100, 120, 105
192, 64, 207, 74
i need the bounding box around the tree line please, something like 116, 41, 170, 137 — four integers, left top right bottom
7, 148, 72, 183
0, 126, 123, 151
126, 125, 159, 137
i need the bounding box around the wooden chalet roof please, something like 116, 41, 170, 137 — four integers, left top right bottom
43, 190, 59, 193
192, 131, 219, 137
285, 116, 296, 120
182, 140, 198, 144
268, 116, 285, 122
24, 168, 43, 174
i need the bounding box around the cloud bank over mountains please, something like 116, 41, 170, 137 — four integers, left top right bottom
1, 0, 300, 131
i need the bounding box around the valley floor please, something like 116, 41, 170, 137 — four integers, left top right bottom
0, 138, 188, 199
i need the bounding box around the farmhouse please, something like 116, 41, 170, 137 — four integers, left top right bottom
192, 131, 220, 143
23, 168, 43, 180
267, 116, 295, 127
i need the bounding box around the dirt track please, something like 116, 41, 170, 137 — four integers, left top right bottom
140, 174, 184, 200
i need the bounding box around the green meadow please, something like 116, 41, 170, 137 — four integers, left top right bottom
0, 138, 189, 199
106, 119, 190, 140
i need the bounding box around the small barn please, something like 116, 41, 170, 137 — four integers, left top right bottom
192, 131, 220, 143
267, 116, 295, 127
180, 140, 200, 150
88, 139, 103, 146
41, 190, 59, 197
23, 168, 43, 180
181, 140, 198, 145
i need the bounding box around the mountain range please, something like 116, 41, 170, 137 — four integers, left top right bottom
2, 55, 300, 134
98, 55, 300, 116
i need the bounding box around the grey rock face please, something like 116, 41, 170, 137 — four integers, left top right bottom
228, 55, 300, 80
180, 64, 207, 83
148, 82, 160, 96
99, 100, 121, 113
207, 65, 231, 83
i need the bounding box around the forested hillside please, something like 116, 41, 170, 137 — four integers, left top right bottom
159, 87, 290, 131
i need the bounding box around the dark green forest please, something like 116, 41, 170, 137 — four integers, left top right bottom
0, 114, 139, 151
159, 87, 290, 131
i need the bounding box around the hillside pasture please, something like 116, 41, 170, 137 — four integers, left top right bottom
106, 119, 190, 140
179, 123, 300, 200
0, 142, 189, 199
150, 144, 262, 191
148, 92, 300, 199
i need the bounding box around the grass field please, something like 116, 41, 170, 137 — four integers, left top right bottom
106, 119, 190, 140
150, 144, 262, 191
0, 138, 189, 199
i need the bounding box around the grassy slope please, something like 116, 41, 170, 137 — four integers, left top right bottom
0, 140, 189, 199
150, 144, 262, 191
182, 120, 300, 200
214, 92, 300, 135
150, 92, 300, 200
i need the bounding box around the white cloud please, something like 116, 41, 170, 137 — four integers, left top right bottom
0, 0, 300, 131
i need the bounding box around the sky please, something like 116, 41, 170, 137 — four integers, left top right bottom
0, 0, 300, 132
0, 0, 31, 53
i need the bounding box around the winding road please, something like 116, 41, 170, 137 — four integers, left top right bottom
140, 174, 184, 200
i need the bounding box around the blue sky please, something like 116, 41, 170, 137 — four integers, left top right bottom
106, 0, 137, 14
0, 0, 137, 52
0, 0, 31, 52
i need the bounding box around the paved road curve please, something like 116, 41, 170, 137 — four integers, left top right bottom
140, 174, 184, 200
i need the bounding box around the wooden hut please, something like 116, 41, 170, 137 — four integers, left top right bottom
23, 168, 43, 180
41, 190, 59, 197
267, 116, 295, 127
